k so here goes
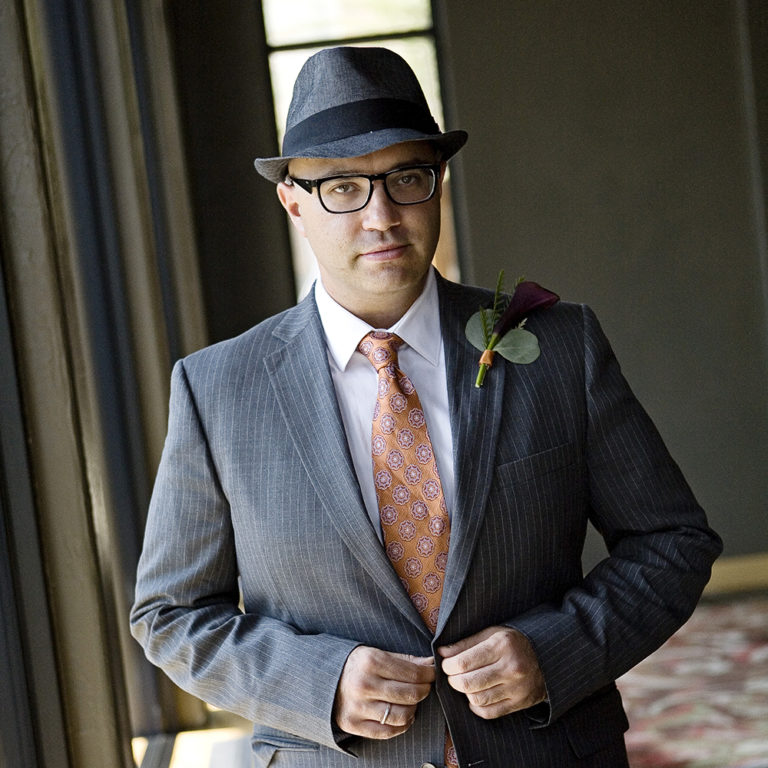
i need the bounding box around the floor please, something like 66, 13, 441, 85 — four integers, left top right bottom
618, 592, 768, 768
133, 592, 768, 768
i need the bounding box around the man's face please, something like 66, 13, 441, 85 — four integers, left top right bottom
277, 141, 444, 325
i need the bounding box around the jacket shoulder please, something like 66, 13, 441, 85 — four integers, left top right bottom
178, 294, 315, 377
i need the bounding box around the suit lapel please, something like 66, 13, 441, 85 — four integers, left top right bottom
266, 293, 428, 634
435, 276, 506, 634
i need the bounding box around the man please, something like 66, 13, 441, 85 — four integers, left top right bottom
131, 47, 722, 767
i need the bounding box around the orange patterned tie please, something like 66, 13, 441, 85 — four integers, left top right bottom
358, 331, 458, 768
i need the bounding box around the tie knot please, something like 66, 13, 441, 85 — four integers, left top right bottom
358, 331, 404, 372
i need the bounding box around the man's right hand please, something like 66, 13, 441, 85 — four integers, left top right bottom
333, 646, 436, 739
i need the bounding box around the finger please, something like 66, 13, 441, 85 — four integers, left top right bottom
437, 627, 496, 659
372, 700, 418, 728
467, 697, 518, 720
354, 713, 418, 739
345, 648, 435, 692
376, 676, 434, 706
377, 652, 436, 683
342, 700, 419, 739
354, 648, 434, 679
444, 660, 501, 695
466, 683, 545, 719
440, 637, 499, 677
338, 714, 414, 740
464, 683, 508, 709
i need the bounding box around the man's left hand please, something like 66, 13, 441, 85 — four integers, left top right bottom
438, 626, 546, 719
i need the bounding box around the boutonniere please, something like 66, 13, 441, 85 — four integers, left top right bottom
465, 271, 560, 388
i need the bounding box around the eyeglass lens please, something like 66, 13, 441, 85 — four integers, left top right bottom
318, 167, 436, 213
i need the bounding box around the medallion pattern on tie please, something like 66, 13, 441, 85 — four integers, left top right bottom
358, 331, 451, 632
359, 331, 458, 768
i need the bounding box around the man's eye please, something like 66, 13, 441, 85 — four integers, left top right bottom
326, 180, 362, 195
393, 170, 425, 187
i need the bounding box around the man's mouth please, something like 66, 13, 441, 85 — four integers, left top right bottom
360, 243, 408, 261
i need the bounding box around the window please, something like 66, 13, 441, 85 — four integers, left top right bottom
262, 0, 461, 298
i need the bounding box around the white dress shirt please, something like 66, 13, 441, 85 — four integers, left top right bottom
315, 269, 455, 538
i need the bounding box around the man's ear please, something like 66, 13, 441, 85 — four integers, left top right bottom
277, 182, 306, 236
437, 161, 447, 199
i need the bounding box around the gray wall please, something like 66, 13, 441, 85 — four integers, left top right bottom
438, 1, 768, 558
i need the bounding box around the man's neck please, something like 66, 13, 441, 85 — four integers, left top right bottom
353, 302, 413, 330
321, 277, 430, 329
314, 268, 441, 376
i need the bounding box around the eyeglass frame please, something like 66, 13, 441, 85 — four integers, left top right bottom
286, 163, 442, 214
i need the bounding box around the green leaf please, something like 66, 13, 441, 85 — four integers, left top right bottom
479, 305, 492, 346
491, 270, 505, 323
493, 328, 541, 364
465, 309, 493, 352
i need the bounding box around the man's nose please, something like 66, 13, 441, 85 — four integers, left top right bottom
361, 181, 401, 231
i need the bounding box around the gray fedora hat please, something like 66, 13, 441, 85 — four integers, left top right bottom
253, 46, 468, 183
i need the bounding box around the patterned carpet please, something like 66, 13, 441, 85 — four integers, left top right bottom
617, 592, 768, 768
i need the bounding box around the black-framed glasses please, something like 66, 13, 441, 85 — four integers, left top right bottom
288, 164, 440, 214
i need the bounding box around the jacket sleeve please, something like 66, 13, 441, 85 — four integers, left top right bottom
129, 359, 358, 749
508, 304, 722, 724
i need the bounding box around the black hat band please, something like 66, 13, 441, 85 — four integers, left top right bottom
282, 97, 440, 155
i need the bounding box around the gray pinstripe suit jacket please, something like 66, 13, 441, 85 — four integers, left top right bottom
131, 272, 722, 768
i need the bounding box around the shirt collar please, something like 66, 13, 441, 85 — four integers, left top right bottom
315, 268, 443, 372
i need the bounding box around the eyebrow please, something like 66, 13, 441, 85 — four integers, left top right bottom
302, 158, 437, 178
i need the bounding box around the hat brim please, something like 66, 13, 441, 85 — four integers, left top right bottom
253, 128, 468, 184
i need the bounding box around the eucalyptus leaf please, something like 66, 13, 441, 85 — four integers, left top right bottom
465, 310, 493, 352
493, 328, 541, 364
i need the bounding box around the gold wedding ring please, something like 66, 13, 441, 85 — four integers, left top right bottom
380, 702, 392, 725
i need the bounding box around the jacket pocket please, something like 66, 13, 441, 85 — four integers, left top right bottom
251, 733, 318, 767
496, 441, 579, 485
561, 684, 629, 758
